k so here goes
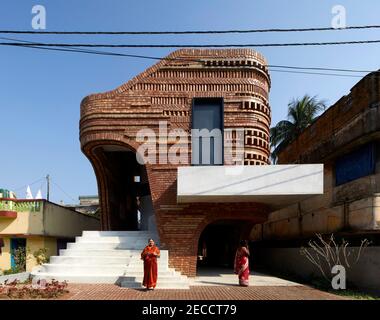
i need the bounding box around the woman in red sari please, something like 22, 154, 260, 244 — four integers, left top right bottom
234, 240, 250, 286
141, 238, 160, 290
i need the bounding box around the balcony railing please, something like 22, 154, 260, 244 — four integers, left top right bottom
0, 198, 42, 212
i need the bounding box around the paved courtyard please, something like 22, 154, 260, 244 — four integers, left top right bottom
61, 269, 346, 300
189, 269, 300, 287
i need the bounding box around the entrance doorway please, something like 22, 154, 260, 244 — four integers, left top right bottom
96, 145, 155, 232
10, 238, 26, 270
197, 220, 253, 270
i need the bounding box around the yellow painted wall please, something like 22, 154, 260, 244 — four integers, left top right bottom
26, 237, 44, 271
43, 202, 100, 238
26, 237, 57, 271
0, 237, 11, 273
43, 237, 57, 267
0, 208, 44, 236
0, 201, 99, 239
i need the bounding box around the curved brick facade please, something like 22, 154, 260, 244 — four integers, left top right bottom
80, 49, 271, 276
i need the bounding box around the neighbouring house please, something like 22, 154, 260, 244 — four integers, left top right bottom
65, 195, 100, 216
0, 196, 100, 273
251, 70, 380, 293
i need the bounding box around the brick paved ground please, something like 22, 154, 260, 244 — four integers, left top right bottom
61, 284, 346, 300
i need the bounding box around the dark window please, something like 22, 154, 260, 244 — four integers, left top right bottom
335, 143, 376, 186
191, 98, 224, 165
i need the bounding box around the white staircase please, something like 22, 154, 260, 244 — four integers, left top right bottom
31, 231, 189, 289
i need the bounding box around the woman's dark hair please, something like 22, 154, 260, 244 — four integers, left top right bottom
239, 240, 248, 248
148, 238, 154, 242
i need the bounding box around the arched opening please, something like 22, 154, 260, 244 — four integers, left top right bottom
196, 219, 254, 272
94, 144, 156, 232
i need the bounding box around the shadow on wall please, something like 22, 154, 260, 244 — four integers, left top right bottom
252, 246, 380, 295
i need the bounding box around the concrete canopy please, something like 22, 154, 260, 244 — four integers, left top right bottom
177, 164, 324, 209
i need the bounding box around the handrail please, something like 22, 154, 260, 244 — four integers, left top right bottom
0, 198, 100, 220
0, 198, 42, 212
0, 198, 44, 202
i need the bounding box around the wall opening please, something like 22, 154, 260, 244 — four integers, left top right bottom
10, 238, 26, 269
197, 219, 253, 272
191, 98, 224, 165
96, 145, 155, 232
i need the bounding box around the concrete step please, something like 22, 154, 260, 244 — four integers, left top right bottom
62, 246, 168, 257
59, 249, 137, 257
119, 275, 189, 289
52, 256, 169, 269
40, 264, 173, 275
121, 282, 190, 289
127, 254, 169, 262
31, 230, 186, 288
120, 274, 187, 281
76, 236, 153, 243
126, 263, 169, 269
73, 239, 149, 245
41, 264, 127, 274
50, 256, 133, 265
82, 231, 153, 237
122, 270, 180, 277
66, 243, 169, 254
124, 267, 169, 273
32, 270, 182, 280
66, 242, 147, 250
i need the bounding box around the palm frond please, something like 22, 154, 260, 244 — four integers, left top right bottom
270, 95, 326, 162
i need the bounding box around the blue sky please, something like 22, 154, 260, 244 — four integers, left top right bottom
1, 0, 380, 203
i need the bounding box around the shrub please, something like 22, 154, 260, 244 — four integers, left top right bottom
11, 247, 26, 272
0, 279, 69, 299
32, 248, 50, 265
2, 268, 22, 276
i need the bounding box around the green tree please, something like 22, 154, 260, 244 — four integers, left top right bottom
270, 95, 326, 163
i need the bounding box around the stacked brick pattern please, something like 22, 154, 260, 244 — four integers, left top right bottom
80, 49, 271, 276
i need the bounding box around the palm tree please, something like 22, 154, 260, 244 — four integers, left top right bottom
270, 95, 326, 163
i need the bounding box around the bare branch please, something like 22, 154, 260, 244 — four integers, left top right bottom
300, 233, 371, 282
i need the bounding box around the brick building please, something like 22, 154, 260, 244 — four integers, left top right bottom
251, 71, 380, 293
79, 49, 322, 277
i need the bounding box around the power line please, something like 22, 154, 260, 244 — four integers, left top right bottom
50, 178, 77, 203
0, 36, 203, 62
1, 36, 378, 78
270, 69, 363, 78
2, 39, 380, 48
1, 25, 380, 35
12, 177, 46, 192
268, 65, 377, 73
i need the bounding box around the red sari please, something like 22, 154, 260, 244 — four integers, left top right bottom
141, 245, 160, 289
234, 247, 250, 286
